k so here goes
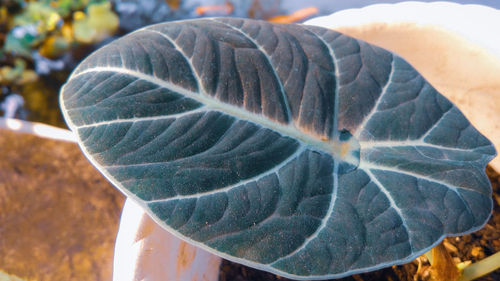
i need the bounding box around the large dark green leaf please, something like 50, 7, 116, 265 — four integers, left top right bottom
60, 18, 496, 279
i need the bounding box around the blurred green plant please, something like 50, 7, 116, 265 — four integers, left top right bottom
0, 58, 37, 85
0, 0, 119, 86
0, 0, 119, 125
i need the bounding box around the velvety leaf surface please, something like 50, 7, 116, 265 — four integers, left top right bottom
60, 18, 496, 279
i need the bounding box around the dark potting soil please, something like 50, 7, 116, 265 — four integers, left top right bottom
219, 166, 500, 281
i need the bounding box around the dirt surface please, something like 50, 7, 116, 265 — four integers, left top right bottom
0, 129, 125, 280
219, 166, 500, 281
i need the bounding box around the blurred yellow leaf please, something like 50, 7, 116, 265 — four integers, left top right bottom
73, 11, 86, 21
0, 67, 14, 83
0, 7, 7, 24
0, 59, 36, 85
73, 2, 119, 44
39, 35, 70, 58
17, 70, 38, 85
46, 11, 61, 32
13, 2, 60, 34
61, 22, 73, 41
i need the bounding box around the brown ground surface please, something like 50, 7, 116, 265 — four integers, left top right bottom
220, 166, 500, 281
0, 129, 125, 280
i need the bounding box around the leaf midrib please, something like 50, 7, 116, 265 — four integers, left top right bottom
66, 67, 356, 164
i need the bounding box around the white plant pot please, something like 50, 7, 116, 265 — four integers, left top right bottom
113, 199, 222, 281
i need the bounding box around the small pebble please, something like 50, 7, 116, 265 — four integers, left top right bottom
471, 246, 483, 257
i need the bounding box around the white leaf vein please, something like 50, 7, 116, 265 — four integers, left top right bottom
363, 169, 414, 253
70, 67, 348, 163
359, 162, 478, 226
360, 161, 484, 195
360, 139, 487, 153
268, 28, 343, 265
353, 57, 395, 138
303, 26, 340, 136
211, 19, 292, 122
76, 108, 207, 128
269, 160, 339, 265
145, 29, 208, 95
144, 146, 305, 202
